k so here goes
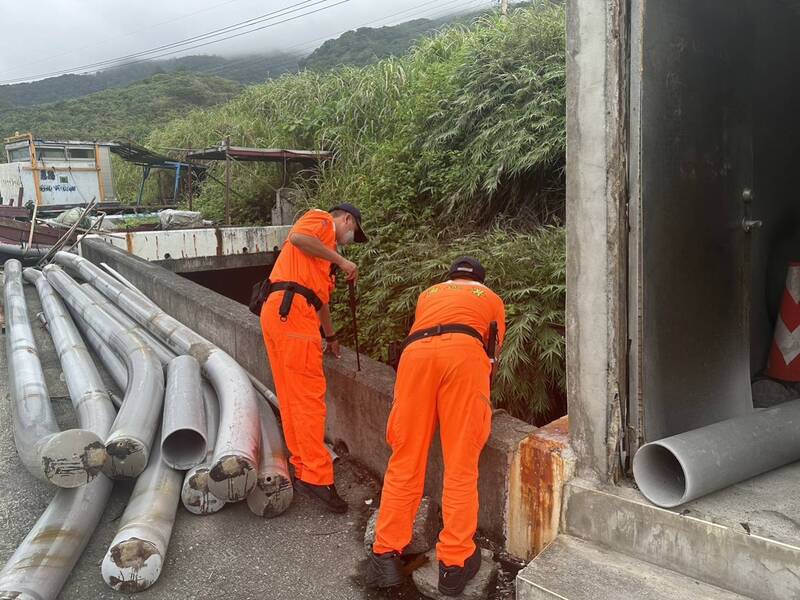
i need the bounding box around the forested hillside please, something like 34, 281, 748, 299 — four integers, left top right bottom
299, 6, 500, 71
0, 72, 242, 140
0, 53, 301, 108
121, 5, 567, 421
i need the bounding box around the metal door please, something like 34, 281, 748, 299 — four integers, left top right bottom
629, 0, 755, 446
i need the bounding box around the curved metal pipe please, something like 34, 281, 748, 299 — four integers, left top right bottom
3, 259, 103, 487
74, 285, 226, 514
162, 355, 207, 470
55, 251, 260, 502
82, 285, 208, 472
633, 399, 800, 507
101, 440, 182, 592
70, 309, 128, 392
0, 242, 52, 258
24, 267, 115, 486
247, 399, 293, 518
0, 271, 117, 599
42, 264, 164, 479
79, 283, 175, 365
182, 387, 226, 515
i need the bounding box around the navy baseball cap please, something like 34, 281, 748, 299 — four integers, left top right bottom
329, 203, 368, 243
447, 256, 486, 283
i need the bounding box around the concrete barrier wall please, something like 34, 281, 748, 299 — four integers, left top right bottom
81, 237, 572, 559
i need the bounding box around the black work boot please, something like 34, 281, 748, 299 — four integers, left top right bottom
365, 550, 405, 588
438, 546, 482, 596
294, 480, 348, 513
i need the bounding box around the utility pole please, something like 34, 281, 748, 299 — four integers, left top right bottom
500, 0, 508, 17
224, 136, 231, 226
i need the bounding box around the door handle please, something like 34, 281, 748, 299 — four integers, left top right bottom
741, 188, 762, 232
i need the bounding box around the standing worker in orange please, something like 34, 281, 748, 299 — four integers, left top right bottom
367, 256, 505, 596
259, 203, 367, 513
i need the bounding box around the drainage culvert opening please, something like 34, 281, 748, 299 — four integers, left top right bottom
632, 443, 687, 508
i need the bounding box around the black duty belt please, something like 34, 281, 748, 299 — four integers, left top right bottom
249, 278, 322, 319
401, 324, 485, 352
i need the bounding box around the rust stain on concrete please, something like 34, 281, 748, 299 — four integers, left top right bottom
507, 416, 575, 560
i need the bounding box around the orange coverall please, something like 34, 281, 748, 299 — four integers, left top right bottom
373, 279, 506, 567
260, 209, 336, 486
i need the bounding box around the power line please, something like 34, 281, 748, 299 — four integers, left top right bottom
0, 0, 250, 77
0, 0, 346, 85
197, 0, 494, 79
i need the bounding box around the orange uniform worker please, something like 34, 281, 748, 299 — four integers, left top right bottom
367, 256, 505, 596
260, 203, 367, 513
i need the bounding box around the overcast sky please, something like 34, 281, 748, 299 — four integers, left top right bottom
0, 0, 497, 83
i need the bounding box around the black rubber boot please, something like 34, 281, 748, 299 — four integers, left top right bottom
293, 480, 348, 513
438, 546, 482, 596
365, 551, 405, 588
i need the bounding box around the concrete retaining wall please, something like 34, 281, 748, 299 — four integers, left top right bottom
80, 237, 572, 559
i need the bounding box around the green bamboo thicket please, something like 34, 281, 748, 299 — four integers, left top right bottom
119, 3, 567, 422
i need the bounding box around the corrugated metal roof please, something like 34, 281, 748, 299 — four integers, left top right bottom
186, 145, 333, 164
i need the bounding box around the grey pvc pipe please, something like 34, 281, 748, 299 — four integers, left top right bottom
84, 285, 208, 471
0, 278, 117, 599
75, 285, 226, 514
55, 251, 260, 502
70, 308, 128, 392
3, 259, 103, 487
247, 399, 293, 518
162, 355, 207, 470
80, 283, 175, 365
182, 388, 226, 515
23, 267, 115, 486
101, 440, 182, 592
633, 399, 800, 507
43, 264, 164, 479
0, 243, 51, 258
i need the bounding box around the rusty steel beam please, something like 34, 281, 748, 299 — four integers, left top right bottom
43, 264, 164, 479
3, 259, 104, 487
55, 251, 260, 502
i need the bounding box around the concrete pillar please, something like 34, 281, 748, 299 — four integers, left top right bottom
566, 0, 629, 484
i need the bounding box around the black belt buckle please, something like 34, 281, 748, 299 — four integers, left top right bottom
434, 324, 442, 336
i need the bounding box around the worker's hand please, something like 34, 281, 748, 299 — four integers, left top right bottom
324, 339, 341, 358
337, 257, 358, 282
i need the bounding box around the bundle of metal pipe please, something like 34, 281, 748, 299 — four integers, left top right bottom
162, 355, 207, 470
82, 284, 291, 515
181, 387, 226, 515
101, 440, 182, 592
77, 284, 228, 515
24, 268, 115, 485
0, 265, 117, 600
42, 264, 164, 479
3, 259, 103, 487
633, 399, 800, 507
247, 398, 294, 518
55, 251, 260, 502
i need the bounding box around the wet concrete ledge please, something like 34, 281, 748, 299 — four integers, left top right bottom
81, 238, 572, 560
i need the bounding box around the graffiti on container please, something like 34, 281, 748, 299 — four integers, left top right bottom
39, 184, 77, 192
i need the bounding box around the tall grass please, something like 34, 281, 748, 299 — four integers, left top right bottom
119, 3, 567, 421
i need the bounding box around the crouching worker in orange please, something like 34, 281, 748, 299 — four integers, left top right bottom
366, 256, 505, 596
260, 203, 367, 513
